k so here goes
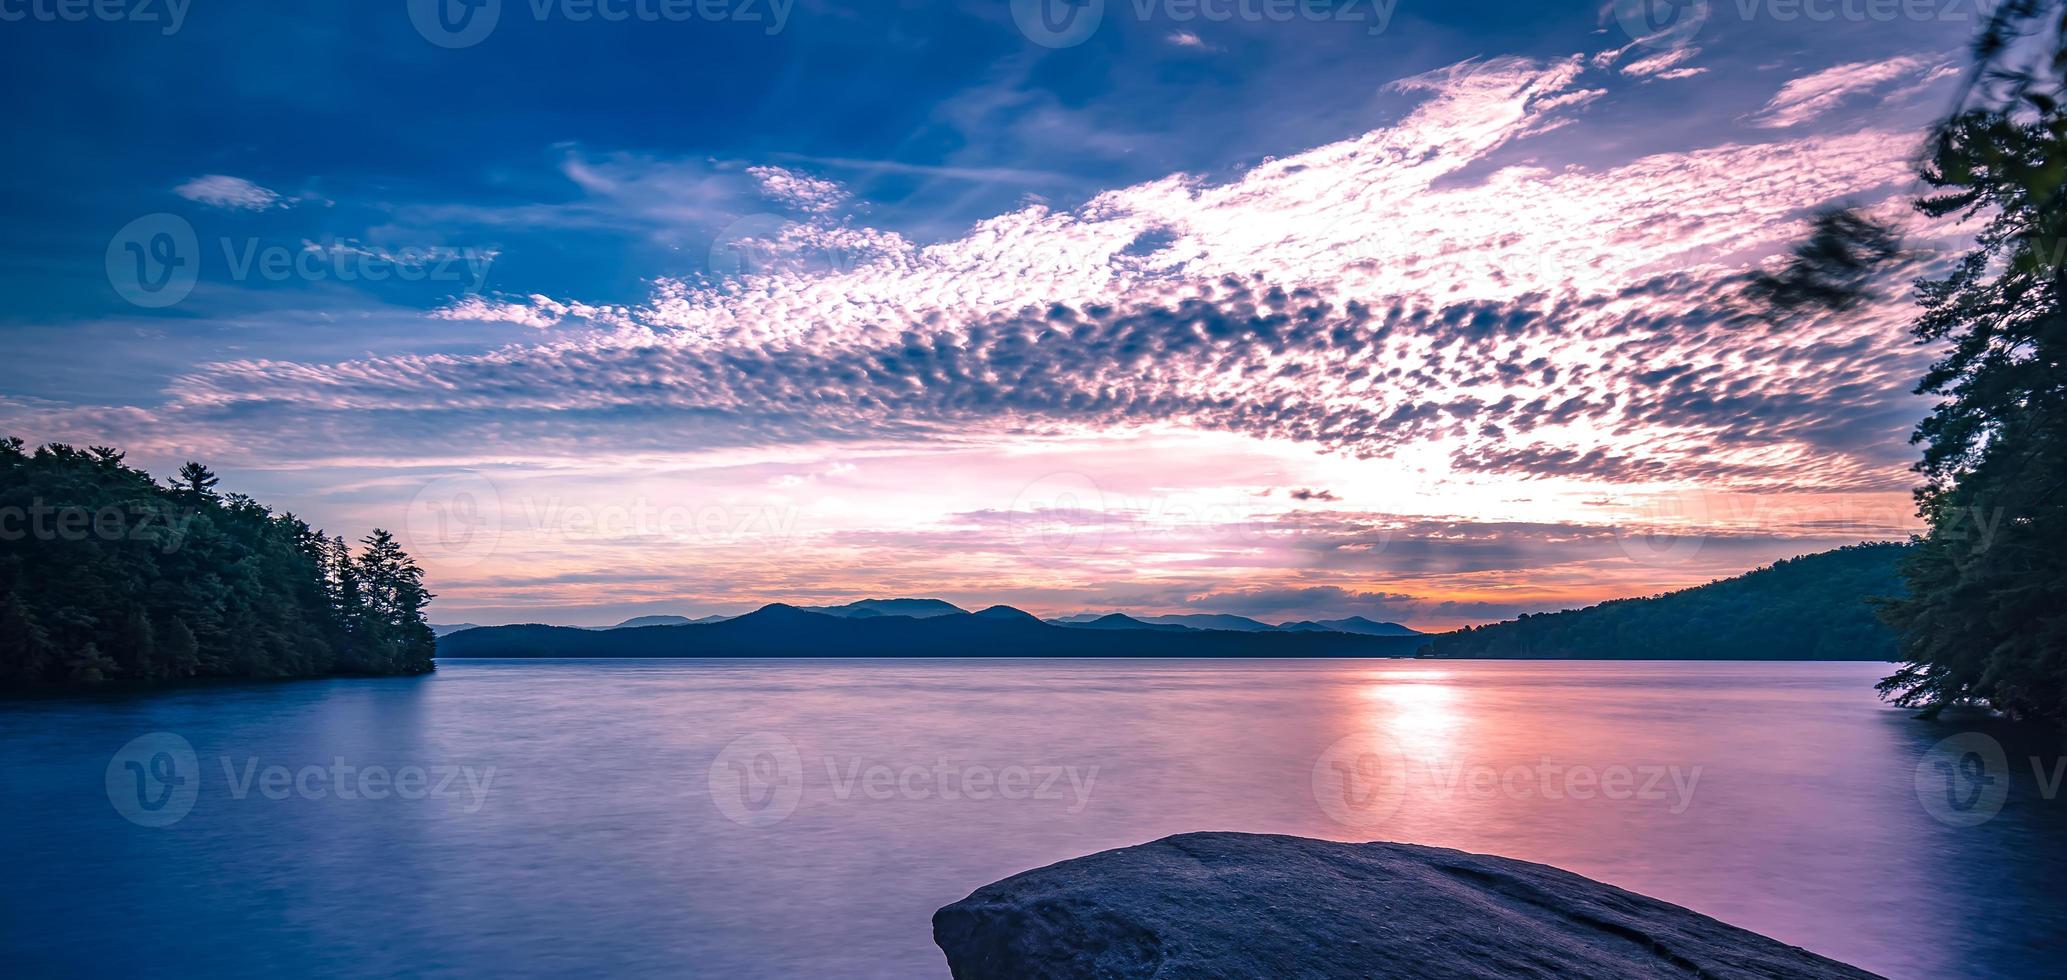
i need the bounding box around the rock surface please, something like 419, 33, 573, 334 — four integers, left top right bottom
932, 833, 1876, 979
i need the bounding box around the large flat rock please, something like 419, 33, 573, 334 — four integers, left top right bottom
933, 832, 1875, 979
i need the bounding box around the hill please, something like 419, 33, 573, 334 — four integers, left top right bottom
800, 598, 966, 619
437, 603, 1426, 659
1423, 543, 1910, 660
1058, 614, 1192, 632
1, 440, 436, 687
1277, 616, 1421, 636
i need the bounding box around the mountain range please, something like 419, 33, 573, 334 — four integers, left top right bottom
1049, 612, 1421, 635
437, 603, 1426, 659
435, 600, 1422, 638
435, 543, 1910, 661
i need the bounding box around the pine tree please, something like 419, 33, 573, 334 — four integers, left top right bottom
1874, 1, 2067, 721
172, 461, 219, 498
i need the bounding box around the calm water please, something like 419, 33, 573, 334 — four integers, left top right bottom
6, 660, 2066, 978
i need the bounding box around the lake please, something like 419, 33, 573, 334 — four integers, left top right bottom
5, 660, 2064, 978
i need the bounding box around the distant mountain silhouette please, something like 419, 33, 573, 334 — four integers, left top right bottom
1137, 614, 1278, 632
570, 614, 732, 630
1051, 612, 1414, 634
1057, 614, 1192, 632
430, 623, 482, 637
608, 615, 698, 629
801, 598, 967, 619
1276, 616, 1422, 636
972, 605, 1045, 624
438, 603, 1424, 659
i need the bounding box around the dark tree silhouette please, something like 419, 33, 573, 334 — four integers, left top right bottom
0, 439, 436, 688
1424, 544, 1909, 661
1745, 4, 2067, 720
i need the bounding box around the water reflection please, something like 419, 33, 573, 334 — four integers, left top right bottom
4, 660, 2065, 979
1360, 671, 1462, 760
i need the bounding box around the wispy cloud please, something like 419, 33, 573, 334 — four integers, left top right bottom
174, 174, 284, 211
1748, 56, 1941, 128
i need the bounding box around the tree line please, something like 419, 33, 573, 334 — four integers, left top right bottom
1425, 543, 1909, 661
1750, 2, 2067, 721
0, 439, 435, 687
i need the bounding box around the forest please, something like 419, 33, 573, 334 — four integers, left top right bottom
1425, 543, 1910, 661
0, 439, 435, 687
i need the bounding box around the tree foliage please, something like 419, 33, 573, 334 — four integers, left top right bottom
0, 439, 435, 687
1874, 1, 2067, 721
1426, 544, 1910, 660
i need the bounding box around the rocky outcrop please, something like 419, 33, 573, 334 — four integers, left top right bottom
933, 833, 1875, 979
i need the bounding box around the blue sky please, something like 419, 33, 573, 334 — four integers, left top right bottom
0, 1, 1978, 624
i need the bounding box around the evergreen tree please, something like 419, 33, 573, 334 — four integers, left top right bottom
1875, 1, 2067, 721
172, 461, 219, 498
0, 439, 438, 688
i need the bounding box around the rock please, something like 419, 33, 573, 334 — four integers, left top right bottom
933, 833, 1875, 979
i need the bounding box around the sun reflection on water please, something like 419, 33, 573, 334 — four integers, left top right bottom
1361, 671, 1462, 761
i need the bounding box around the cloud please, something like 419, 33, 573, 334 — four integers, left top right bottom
174, 174, 284, 211
1167, 30, 1213, 51
22, 50, 1953, 507
1747, 56, 1939, 128
1290, 488, 1339, 502
1619, 46, 1702, 78
748, 165, 849, 214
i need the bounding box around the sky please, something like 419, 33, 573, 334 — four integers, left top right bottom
0, 0, 1980, 627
